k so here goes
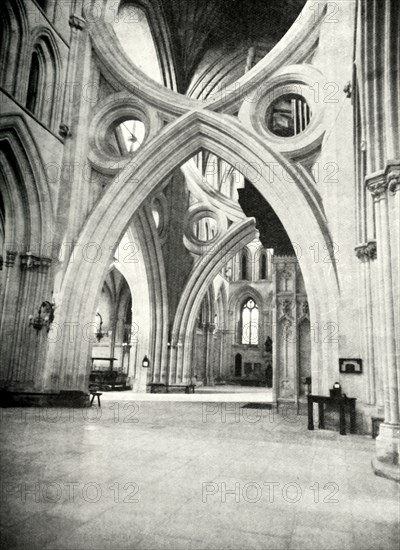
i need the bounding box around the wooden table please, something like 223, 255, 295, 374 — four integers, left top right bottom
307, 394, 357, 435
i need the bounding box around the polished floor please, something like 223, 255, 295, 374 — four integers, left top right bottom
0, 401, 399, 550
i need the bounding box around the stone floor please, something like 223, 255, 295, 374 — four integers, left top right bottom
0, 400, 399, 550
101, 387, 274, 402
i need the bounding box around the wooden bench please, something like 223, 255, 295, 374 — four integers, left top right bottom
89, 390, 102, 407
148, 383, 196, 394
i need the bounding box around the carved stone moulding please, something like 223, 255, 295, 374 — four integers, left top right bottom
69, 14, 86, 31
238, 64, 326, 158
366, 161, 400, 199
88, 92, 162, 175
387, 166, 400, 194
183, 204, 227, 256
20, 252, 52, 271
278, 298, 294, 320
355, 241, 377, 262
5, 250, 17, 268
297, 297, 310, 319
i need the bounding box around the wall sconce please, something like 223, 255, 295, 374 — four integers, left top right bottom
29, 301, 55, 333
95, 312, 105, 342
142, 355, 150, 368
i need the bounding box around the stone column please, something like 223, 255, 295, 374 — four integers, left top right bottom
59, 15, 87, 139
0, 250, 18, 387
355, 242, 378, 406
367, 163, 400, 475
272, 256, 298, 404
205, 323, 215, 386
218, 330, 226, 378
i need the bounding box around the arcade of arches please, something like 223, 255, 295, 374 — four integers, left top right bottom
0, 0, 399, 491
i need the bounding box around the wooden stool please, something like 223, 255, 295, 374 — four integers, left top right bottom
90, 391, 102, 407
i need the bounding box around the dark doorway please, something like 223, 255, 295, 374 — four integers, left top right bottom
266, 363, 273, 388
235, 353, 242, 377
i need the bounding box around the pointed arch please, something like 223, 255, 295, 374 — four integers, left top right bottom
239, 247, 251, 281
0, 0, 29, 99
26, 28, 63, 130
46, 109, 339, 394
260, 250, 268, 280
0, 114, 53, 250
169, 220, 256, 383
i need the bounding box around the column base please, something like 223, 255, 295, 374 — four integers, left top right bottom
373, 422, 400, 481
372, 458, 400, 482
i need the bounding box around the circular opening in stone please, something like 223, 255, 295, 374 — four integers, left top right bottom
192, 216, 218, 242
266, 94, 311, 137
106, 119, 145, 156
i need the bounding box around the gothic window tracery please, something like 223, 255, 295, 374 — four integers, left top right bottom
241, 298, 259, 345
240, 251, 248, 280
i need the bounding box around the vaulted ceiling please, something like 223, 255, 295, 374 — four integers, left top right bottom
158, 0, 307, 91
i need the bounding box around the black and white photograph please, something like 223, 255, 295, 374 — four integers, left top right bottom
0, 1, 399, 549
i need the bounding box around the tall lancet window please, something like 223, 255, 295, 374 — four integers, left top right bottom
260, 253, 267, 280
26, 51, 40, 115
241, 298, 259, 345
240, 252, 248, 280
114, 4, 162, 84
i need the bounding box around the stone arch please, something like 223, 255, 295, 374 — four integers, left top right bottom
109, 0, 178, 91
0, 115, 53, 251
228, 285, 264, 315
215, 282, 228, 331
0, 0, 29, 100
169, 220, 256, 383
46, 109, 339, 394
87, 0, 325, 117
228, 285, 265, 348
27, 28, 63, 130
133, 207, 169, 385
0, 116, 54, 390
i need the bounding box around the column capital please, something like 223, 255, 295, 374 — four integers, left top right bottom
69, 14, 86, 31
366, 161, 400, 199
387, 166, 400, 194
355, 241, 377, 262
5, 250, 17, 268
366, 172, 387, 199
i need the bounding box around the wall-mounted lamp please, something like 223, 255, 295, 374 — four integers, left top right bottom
142, 355, 150, 368
29, 301, 55, 333
95, 312, 105, 342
